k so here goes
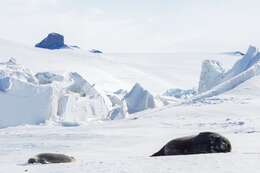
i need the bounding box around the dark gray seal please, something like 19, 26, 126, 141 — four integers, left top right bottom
28, 153, 75, 164
151, 132, 231, 157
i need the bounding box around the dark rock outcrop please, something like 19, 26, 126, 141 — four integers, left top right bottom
89, 49, 103, 54
35, 33, 68, 50
234, 51, 245, 56
151, 132, 231, 157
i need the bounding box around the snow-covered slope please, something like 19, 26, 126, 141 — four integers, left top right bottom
0, 38, 243, 127
0, 39, 259, 173
0, 39, 239, 93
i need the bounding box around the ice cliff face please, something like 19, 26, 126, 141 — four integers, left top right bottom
0, 59, 165, 128
0, 59, 55, 128
56, 72, 113, 123
223, 46, 260, 81
0, 59, 114, 128
124, 83, 156, 114
198, 60, 225, 93
196, 46, 260, 100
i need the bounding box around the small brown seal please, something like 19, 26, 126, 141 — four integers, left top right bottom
28, 153, 75, 164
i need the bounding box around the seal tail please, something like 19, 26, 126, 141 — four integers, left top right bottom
70, 156, 76, 162
151, 147, 165, 157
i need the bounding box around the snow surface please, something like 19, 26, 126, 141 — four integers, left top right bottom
0, 39, 259, 172
163, 88, 197, 99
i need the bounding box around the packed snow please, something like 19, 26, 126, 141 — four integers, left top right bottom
163, 88, 197, 99
0, 39, 259, 173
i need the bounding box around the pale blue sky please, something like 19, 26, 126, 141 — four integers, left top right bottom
0, 0, 259, 52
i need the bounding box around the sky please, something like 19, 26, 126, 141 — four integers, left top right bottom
0, 0, 260, 52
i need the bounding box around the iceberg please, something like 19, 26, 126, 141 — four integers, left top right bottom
124, 83, 155, 114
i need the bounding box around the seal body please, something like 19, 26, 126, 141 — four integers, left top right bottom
151, 132, 231, 157
28, 153, 75, 164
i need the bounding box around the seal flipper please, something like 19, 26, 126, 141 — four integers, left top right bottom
38, 158, 48, 164
151, 147, 165, 157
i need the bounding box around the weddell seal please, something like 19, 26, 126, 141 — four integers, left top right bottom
151, 132, 231, 157
28, 153, 75, 164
